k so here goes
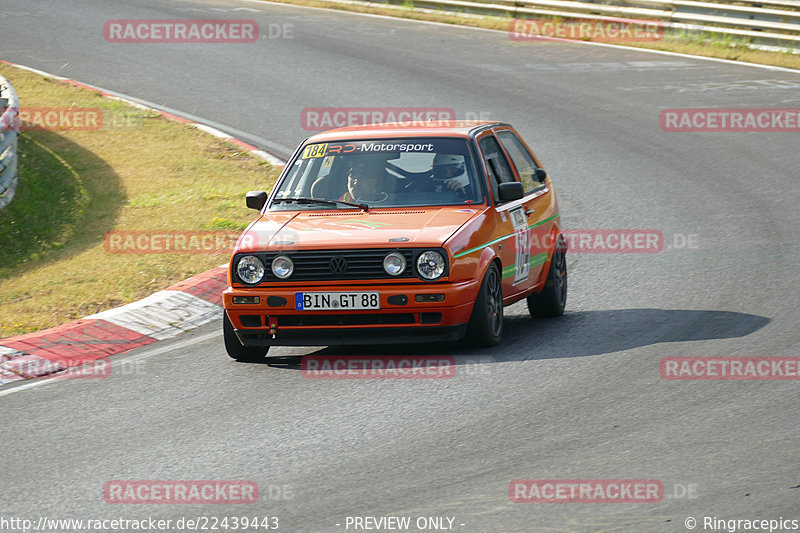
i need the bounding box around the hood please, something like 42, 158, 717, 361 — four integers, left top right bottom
236, 207, 481, 252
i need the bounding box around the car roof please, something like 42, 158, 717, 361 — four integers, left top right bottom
305, 120, 506, 142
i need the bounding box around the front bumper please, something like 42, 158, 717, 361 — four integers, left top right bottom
233, 324, 469, 346
223, 279, 479, 347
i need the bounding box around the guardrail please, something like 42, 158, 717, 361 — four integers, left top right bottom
0, 74, 19, 210
372, 0, 800, 51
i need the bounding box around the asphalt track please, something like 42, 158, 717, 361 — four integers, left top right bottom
1, 0, 799, 531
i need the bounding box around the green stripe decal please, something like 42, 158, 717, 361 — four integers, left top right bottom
528, 213, 560, 231
453, 212, 559, 258
454, 233, 514, 259
500, 253, 550, 279
529, 252, 549, 267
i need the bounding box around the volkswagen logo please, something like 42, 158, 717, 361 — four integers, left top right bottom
329, 256, 348, 273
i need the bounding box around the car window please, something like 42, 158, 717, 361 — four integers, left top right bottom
478, 135, 516, 203
497, 131, 543, 193
271, 138, 483, 209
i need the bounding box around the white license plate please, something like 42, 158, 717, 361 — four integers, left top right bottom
295, 292, 380, 311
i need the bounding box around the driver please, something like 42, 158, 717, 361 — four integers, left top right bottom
340, 157, 390, 203
405, 154, 467, 194
432, 153, 466, 182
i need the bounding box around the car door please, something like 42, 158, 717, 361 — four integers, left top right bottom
476, 131, 533, 297
495, 127, 556, 289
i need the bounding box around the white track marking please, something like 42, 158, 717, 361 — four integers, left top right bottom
0, 331, 220, 397
85, 291, 222, 341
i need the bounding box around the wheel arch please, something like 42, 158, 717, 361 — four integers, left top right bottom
477, 246, 502, 284
534, 220, 565, 287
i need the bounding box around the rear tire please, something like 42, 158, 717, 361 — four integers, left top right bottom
223, 312, 270, 362
465, 263, 503, 347
527, 235, 567, 318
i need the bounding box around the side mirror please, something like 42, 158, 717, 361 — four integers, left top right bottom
497, 182, 524, 202
534, 168, 547, 182
246, 191, 268, 210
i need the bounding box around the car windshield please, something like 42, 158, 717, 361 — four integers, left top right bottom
270, 137, 484, 210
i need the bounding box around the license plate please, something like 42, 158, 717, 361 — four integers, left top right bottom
295, 292, 380, 311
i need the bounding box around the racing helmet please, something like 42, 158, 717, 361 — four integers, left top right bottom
432, 153, 465, 179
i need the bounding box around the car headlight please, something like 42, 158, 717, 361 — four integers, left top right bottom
383, 252, 407, 276
416, 251, 446, 280
237, 255, 265, 284
271, 255, 294, 279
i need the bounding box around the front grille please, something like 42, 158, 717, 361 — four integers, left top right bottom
277, 313, 415, 326
286, 250, 413, 281
233, 248, 448, 283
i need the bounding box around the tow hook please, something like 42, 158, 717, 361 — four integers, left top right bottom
268, 317, 278, 338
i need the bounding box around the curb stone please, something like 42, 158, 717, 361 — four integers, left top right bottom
0, 60, 287, 382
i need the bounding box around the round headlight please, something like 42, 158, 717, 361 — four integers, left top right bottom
237, 255, 265, 284
416, 251, 446, 280
271, 255, 294, 279
383, 252, 407, 276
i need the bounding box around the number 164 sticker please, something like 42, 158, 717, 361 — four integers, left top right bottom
510, 207, 530, 285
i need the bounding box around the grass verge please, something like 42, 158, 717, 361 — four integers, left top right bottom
259, 0, 800, 70
0, 66, 280, 338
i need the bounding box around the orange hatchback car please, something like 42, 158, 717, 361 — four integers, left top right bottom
223, 121, 566, 361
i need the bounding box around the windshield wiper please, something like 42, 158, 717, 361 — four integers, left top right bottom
272, 197, 368, 211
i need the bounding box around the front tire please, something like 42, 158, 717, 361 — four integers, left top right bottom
223, 312, 270, 362
527, 235, 567, 318
465, 263, 503, 347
